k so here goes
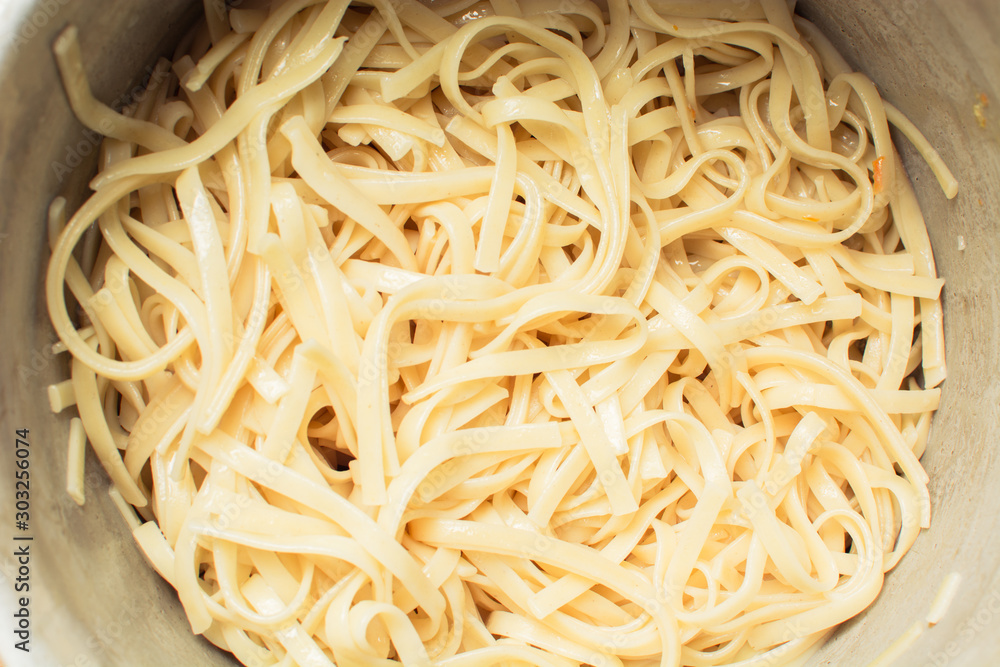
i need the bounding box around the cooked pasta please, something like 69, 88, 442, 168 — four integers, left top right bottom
45, 0, 956, 665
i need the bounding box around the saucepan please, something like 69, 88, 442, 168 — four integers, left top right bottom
0, 0, 997, 665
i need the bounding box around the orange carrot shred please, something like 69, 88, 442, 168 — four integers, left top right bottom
873, 156, 885, 193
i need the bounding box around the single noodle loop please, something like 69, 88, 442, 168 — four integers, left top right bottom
45, 0, 955, 665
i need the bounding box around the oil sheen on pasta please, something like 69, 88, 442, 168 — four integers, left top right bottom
45, 0, 956, 665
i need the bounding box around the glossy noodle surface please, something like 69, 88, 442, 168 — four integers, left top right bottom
45, 0, 956, 664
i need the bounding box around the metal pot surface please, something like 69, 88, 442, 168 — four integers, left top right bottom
0, 1, 997, 665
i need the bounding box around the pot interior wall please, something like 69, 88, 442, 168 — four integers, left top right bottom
0, 2, 235, 666
795, 2, 1000, 663
0, 1, 998, 665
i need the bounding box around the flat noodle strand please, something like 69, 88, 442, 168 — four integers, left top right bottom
47, 1, 953, 665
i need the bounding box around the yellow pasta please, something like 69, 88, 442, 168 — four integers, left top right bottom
46, 0, 955, 665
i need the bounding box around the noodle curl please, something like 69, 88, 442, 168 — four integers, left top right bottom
46, 0, 954, 665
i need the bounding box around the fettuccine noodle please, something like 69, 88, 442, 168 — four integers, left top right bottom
46, 0, 955, 665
